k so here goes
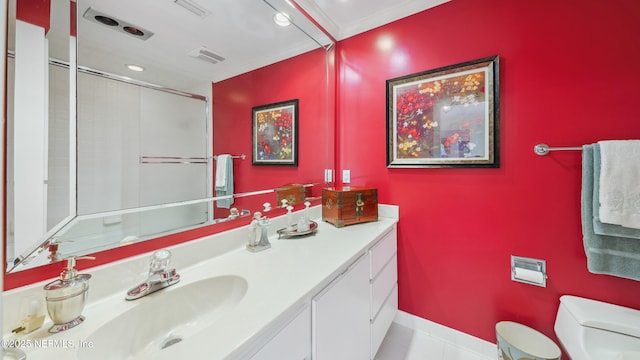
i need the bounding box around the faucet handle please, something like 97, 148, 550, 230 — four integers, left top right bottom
149, 249, 172, 273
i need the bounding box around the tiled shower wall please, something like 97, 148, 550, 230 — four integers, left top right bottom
62, 72, 210, 255
76, 72, 209, 213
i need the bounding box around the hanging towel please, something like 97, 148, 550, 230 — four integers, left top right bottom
592, 145, 640, 239
598, 140, 640, 229
215, 154, 230, 188
582, 144, 640, 281
215, 154, 234, 209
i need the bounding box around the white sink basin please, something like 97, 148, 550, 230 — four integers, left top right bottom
78, 275, 247, 359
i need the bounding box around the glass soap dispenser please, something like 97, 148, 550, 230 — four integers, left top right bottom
43, 256, 94, 333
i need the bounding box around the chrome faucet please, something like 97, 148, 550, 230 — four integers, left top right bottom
125, 249, 180, 300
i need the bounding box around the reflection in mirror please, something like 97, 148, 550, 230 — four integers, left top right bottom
5, 0, 334, 274
6, 0, 74, 268
77, 73, 210, 215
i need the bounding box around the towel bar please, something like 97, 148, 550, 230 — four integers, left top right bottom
140, 154, 246, 163
534, 144, 583, 156
213, 154, 246, 160
140, 155, 209, 164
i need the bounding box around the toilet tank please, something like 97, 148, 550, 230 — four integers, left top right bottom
555, 295, 640, 360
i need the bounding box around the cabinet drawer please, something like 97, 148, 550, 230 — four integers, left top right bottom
369, 228, 397, 279
371, 284, 398, 357
370, 253, 397, 319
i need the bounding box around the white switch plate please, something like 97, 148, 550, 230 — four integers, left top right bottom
342, 169, 350, 183
324, 169, 333, 183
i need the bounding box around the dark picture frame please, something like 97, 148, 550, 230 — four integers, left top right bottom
252, 99, 299, 166
386, 56, 499, 168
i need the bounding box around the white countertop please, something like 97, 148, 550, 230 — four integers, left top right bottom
3, 205, 398, 359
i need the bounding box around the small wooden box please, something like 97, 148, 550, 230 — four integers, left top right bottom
277, 183, 306, 206
322, 186, 378, 228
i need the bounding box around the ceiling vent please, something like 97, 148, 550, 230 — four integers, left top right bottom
188, 47, 226, 64
174, 0, 210, 18
82, 8, 154, 40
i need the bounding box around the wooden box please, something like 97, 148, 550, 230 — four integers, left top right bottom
277, 183, 307, 206
322, 186, 378, 227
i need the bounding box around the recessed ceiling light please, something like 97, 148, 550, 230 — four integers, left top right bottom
123, 26, 145, 37
94, 15, 119, 27
273, 12, 292, 27
126, 64, 145, 72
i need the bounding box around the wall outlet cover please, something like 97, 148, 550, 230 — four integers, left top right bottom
343, 169, 350, 183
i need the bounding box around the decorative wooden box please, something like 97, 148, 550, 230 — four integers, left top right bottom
276, 183, 307, 206
322, 186, 378, 228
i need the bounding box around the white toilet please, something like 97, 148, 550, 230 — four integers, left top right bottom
554, 295, 640, 360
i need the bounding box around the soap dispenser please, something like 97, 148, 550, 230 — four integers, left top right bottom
297, 201, 311, 232
285, 205, 294, 231
43, 256, 94, 333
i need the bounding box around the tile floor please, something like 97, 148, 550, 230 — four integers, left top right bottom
375, 323, 498, 360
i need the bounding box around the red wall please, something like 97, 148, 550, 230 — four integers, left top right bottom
336, 0, 640, 347
212, 47, 332, 217
15, 1, 76, 37
16, 0, 50, 32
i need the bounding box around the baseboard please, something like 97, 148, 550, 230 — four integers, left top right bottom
393, 310, 498, 359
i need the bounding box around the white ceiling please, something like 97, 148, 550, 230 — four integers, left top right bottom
64, 0, 449, 93
295, 0, 449, 41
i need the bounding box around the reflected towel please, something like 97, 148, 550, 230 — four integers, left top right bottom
582, 144, 640, 281
592, 145, 640, 239
598, 140, 640, 229
215, 154, 231, 188
215, 154, 234, 209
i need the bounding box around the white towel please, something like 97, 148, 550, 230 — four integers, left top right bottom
598, 140, 640, 229
215, 154, 231, 188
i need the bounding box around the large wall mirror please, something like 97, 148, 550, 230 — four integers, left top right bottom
5, 0, 335, 274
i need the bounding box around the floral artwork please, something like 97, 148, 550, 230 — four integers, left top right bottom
386, 56, 499, 168
252, 99, 298, 166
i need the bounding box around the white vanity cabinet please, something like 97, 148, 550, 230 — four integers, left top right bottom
312, 253, 371, 360
2, 207, 399, 360
311, 225, 398, 360
249, 305, 311, 360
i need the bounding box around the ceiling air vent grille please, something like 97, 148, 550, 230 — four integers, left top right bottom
174, 0, 210, 18
188, 47, 226, 64
82, 8, 154, 40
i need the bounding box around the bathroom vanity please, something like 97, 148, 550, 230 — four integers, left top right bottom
2, 205, 398, 360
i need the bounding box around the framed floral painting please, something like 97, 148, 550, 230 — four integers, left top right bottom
252, 99, 298, 166
386, 56, 499, 168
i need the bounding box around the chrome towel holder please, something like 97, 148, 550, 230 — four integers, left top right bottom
140, 154, 246, 164
533, 143, 582, 156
